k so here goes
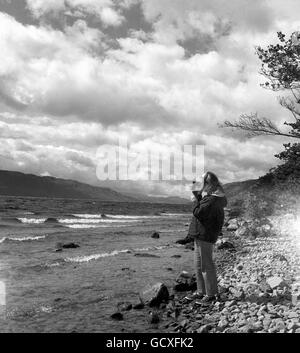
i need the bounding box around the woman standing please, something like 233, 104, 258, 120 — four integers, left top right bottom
186, 172, 227, 303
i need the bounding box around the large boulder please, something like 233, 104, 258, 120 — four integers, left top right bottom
139, 283, 169, 307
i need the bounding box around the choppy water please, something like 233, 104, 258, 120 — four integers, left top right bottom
0, 196, 193, 332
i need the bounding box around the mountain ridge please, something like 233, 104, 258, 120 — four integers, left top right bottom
0, 169, 259, 204
0, 170, 136, 202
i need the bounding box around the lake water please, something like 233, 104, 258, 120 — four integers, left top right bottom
0, 196, 194, 332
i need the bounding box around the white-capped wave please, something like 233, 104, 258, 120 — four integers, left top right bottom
105, 214, 161, 219
58, 218, 140, 224
0, 235, 46, 243
64, 224, 133, 229
163, 213, 190, 216
106, 213, 190, 218
65, 245, 170, 263
17, 218, 46, 224
73, 214, 161, 219
72, 214, 103, 219
64, 224, 100, 229
65, 249, 131, 263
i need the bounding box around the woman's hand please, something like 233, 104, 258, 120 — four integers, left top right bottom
191, 181, 203, 192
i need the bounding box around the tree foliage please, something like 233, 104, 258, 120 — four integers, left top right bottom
222, 31, 300, 184
222, 31, 300, 139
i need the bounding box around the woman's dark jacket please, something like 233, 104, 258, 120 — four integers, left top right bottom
188, 189, 227, 244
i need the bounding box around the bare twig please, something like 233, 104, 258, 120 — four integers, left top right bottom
220, 113, 300, 139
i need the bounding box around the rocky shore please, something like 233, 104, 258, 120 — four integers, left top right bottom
165, 235, 299, 333
112, 212, 300, 333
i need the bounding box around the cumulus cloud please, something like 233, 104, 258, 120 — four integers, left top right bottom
0, 0, 299, 196
26, 0, 126, 27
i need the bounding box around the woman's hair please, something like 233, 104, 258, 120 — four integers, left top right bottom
202, 171, 224, 194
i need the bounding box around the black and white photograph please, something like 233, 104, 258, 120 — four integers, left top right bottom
0, 0, 299, 338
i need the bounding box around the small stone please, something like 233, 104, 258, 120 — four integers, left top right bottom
134, 253, 160, 258
227, 219, 238, 231
266, 276, 286, 289
288, 311, 298, 319
185, 242, 194, 250
61, 242, 80, 249
218, 319, 228, 329
149, 312, 160, 324
197, 324, 212, 333
235, 226, 251, 238
179, 319, 188, 328
176, 271, 192, 280
225, 300, 236, 308
133, 302, 144, 310
268, 327, 277, 333
275, 320, 286, 331
217, 241, 235, 250
117, 302, 133, 311
151, 232, 160, 239
292, 293, 300, 305
111, 312, 123, 320
221, 307, 230, 315
263, 319, 271, 328
239, 324, 255, 333
287, 322, 297, 330
232, 308, 240, 314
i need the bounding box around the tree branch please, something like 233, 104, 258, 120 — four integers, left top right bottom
220, 113, 300, 139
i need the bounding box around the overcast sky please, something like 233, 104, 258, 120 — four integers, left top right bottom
0, 0, 300, 197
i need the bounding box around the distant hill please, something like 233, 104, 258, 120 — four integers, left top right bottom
222, 178, 280, 218
123, 180, 260, 205
123, 192, 189, 204
0, 169, 264, 205
223, 179, 258, 204
0, 170, 136, 202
